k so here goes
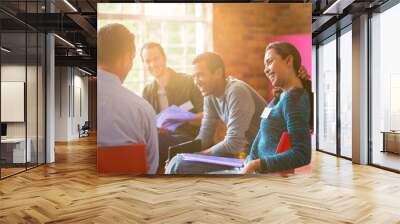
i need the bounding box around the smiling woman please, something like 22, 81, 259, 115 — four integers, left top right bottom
242, 42, 312, 174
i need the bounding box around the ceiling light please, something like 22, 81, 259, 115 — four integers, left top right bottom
323, 0, 355, 15
63, 0, 78, 12
1, 47, 11, 53
78, 67, 93, 76
54, 34, 75, 48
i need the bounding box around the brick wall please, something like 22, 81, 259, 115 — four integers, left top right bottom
213, 3, 311, 101
212, 3, 311, 144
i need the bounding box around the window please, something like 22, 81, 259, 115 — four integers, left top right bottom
98, 3, 213, 94
371, 2, 400, 171
339, 28, 352, 158
0, 1, 46, 179
317, 36, 337, 154
312, 45, 317, 150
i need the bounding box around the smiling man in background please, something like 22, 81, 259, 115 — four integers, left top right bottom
141, 42, 204, 172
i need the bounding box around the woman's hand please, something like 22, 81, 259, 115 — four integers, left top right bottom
241, 159, 261, 174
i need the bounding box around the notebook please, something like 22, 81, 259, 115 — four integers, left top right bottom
167, 139, 202, 161
156, 105, 197, 131
180, 153, 244, 167
173, 132, 291, 171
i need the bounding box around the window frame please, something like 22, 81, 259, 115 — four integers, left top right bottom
314, 23, 353, 161
97, 3, 213, 94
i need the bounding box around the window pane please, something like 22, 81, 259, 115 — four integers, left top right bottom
340, 29, 352, 158
371, 3, 400, 171
145, 21, 162, 43
1, 31, 27, 177
38, 33, 45, 165
27, 32, 38, 168
186, 4, 196, 16
121, 4, 142, 14
318, 37, 337, 154
98, 4, 121, 14
144, 4, 185, 17
98, 3, 212, 95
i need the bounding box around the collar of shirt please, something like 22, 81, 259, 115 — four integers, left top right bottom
164, 67, 179, 91
216, 76, 236, 102
151, 67, 177, 92
281, 87, 304, 99
98, 69, 122, 86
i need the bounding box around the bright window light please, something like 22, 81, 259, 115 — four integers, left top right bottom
97, 3, 213, 94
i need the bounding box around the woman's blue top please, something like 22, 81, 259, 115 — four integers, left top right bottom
246, 87, 311, 172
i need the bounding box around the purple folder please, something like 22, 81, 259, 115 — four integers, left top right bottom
156, 105, 197, 131
181, 153, 244, 167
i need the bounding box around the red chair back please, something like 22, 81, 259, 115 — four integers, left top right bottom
97, 144, 147, 174
273, 132, 312, 174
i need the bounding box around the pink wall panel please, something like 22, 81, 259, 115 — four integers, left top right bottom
269, 34, 312, 80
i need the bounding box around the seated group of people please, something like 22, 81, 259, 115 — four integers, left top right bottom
97, 23, 312, 175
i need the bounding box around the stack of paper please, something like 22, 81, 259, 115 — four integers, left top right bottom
156, 105, 197, 131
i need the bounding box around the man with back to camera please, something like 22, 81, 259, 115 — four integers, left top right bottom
141, 42, 204, 171
97, 23, 159, 174
165, 52, 267, 174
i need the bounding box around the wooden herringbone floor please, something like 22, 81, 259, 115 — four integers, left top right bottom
1, 135, 400, 223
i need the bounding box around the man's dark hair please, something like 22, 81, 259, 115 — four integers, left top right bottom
192, 52, 225, 76
97, 23, 135, 66
140, 42, 166, 61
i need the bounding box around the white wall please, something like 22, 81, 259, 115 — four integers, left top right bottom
72, 73, 89, 138
55, 67, 69, 141
1, 65, 38, 138
1, 64, 45, 164
55, 67, 89, 141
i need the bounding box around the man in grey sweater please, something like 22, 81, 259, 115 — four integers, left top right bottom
165, 52, 266, 174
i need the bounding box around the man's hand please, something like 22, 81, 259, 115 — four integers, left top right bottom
158, 128, 169, 133
188, 112, 203, 126
241, 159, 261, 174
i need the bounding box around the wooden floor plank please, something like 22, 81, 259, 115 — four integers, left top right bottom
0, 135, 400, 223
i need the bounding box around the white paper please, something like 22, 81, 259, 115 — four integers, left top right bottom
179, 101, 194, 112
260, 107, 272, 119
156, 105, 197, 131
